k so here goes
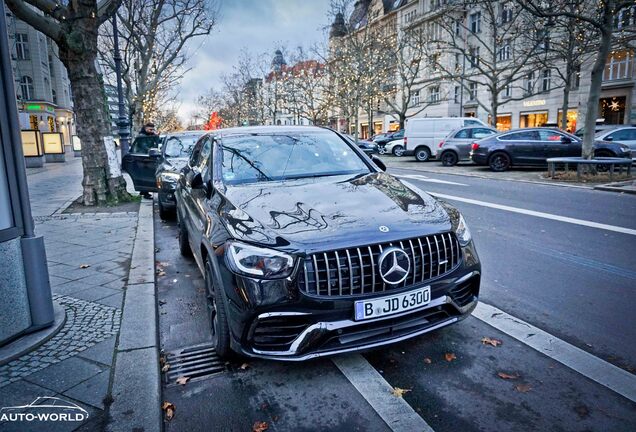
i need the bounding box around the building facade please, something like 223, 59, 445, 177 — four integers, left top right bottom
330, 0, 636, 137
5, 8, 76, 145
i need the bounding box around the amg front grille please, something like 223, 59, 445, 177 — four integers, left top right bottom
298, 232, 461, 297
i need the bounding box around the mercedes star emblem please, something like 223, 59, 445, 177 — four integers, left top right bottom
379, 225, 390, 233
378, 247, 411, 285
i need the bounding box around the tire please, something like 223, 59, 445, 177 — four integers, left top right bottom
594, 151, 614, 172
178, 216, 193, 257
441, 151, 458, 167
488, 152, 511, 172
392, 145, 405, 156
414, 147, 431, 162
378, 145, 387, 155
205, 258, 232, 358
158, 199, 175, 221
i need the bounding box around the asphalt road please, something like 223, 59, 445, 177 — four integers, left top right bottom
155, 167, 636, 432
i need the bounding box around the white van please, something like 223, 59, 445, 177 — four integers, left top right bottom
405, 117, 489, 161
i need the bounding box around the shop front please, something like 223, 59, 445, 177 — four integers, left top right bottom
488, 114, 512, 131
519, 110, 548, 128
557, 109, 578, 133
599, 96, 627, 125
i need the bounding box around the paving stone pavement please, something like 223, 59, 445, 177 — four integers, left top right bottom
0, 158, 142, 431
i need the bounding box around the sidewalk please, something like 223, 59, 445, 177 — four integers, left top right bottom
0, 158, 160, 431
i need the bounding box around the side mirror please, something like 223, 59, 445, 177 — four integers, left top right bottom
191, 172, 213, 198
148, 148, 161, 158
371, 155, 387, 172
560, 136, 572, 144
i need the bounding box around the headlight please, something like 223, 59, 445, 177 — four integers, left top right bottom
225, 241, 295, 279
455, 213, 472, 247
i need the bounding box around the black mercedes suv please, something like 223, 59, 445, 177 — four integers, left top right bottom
175, 126, 481, 360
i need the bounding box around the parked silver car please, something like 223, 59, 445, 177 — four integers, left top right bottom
438, 126, 497, 166
594, 126, 636, 160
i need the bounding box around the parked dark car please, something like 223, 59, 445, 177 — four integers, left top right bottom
175, 126, 481, 360
374, 129, 404, 146
121, 134, 163, 193
470, 128, 631, 172
438, 126, 497, 166
342, 134, 379, 155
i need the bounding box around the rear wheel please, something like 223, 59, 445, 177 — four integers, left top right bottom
489, 152, 511, 172
205, 258, 231, 358
594, 150, 615, 172
414, 147, 431, 162
441, 151, 459, 167
392, 145, 405, 156
158, 199, 175, 221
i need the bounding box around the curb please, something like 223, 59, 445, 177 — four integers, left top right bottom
593, 185, 636, 195
106, 199, 161, 432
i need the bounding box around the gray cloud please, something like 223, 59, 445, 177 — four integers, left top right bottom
177, 0, 331, 121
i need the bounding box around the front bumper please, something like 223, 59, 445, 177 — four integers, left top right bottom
219, 244, 481, 361
158, 185, 177, 208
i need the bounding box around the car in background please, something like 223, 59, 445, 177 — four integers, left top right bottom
374, 129, 404, 146
378, 138, 406, 156
175, 125, 480, 360
594, 126, 636, 160
574, 124, 616, 138
155, 131, 207, 219
405, 117, 489, 162
437, 126, 497, 166
470, 128, 631, 172
342, 134, 379, 155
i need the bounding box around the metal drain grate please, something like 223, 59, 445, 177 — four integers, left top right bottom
163, 343, 227, 386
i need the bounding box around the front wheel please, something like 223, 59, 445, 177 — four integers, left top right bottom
489, 152, 511, 172
594, 151, 615, 172
378, 145, 387, 155
414, 147, 431, 162
392, 145, 405, 156
178, 216, 193, 257
158, 199, 175, 221
205, 258, 232, 358
441, 151, 458, 167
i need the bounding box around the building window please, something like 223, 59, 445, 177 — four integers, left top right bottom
497, 41, 511, 62
604, 50, 632, 81
455, 53, 462, 72
429, 86, 440, 103
541, 69, 551, 92
469, 83, 477, 100
469, 47, 480, 68
15, 33, 29, 60
412, 90, 420, 106
614, 6, 635, 29
501, 3, 513, 24
570, 65, 581, 89
454, 85, 460, 103
44, 77, 51, 100
469, 11, 481, 33
525, 71, 535, 95
454, 19, 462, 35
536, 29, 550, 52
20, 76, 34, 100
503, 84, 512, 98
52, 89, 57, 104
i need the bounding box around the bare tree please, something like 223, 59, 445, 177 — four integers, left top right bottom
436, 1, 544, 127
5, 0, 129, 205
99, 0, 218, 131
519, 0, 635, 158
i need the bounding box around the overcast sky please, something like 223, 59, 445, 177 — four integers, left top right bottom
177, 0, 332, 122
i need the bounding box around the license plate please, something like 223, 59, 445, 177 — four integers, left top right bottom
354, 286, 431, 321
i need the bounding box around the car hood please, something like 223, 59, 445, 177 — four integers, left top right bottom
218, 172, 452, 254
158, 157, 189, 173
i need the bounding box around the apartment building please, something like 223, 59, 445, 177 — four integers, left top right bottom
5, 9, 76, 145
331, 0, 636, 136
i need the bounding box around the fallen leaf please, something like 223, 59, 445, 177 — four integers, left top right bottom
239, 362, 250, 370
161, 401, 175, 421
157, 271, 166, 277
252, 421, 269, 432
515, 383, 532, 393
497, 372, 519, 380
481, 337, 503, 347
175, 376, 190, 385
391, 387, 412, 398
79, 264, 90, 269
161, 363, 170, 373
444, 352, 456, 362
423, 357, 432, 364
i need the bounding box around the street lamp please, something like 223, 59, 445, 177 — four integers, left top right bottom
112, 15, 130, 156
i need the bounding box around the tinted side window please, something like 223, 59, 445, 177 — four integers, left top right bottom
608, 129, 636, 141
473, 128, 494, 138
454, 129, 471, 138
464, 119, 481, 126
188, 136, 206, 167
504, 131, 540, 141
538, 130, 564, 141
130, 136, 160, 154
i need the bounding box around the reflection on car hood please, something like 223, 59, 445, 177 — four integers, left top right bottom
219, 172, 451, 253
159, 157, 189, 173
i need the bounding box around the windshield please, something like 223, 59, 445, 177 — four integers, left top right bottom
163, 135, 202, 158
220, 132, 370, 184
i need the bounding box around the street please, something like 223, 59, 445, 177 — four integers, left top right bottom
156, 165, 636, 432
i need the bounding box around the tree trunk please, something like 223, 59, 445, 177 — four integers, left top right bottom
59, 49, 130, 206
560, 84, 571, 131
582, 13, 613, 159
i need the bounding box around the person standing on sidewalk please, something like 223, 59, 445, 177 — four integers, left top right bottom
137, 123, 158, 199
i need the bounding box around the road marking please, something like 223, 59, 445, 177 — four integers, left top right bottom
397, 174, 468, 186
474, 302, 636, 403
333, 354, 435, 432
428, 192, 636, 236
